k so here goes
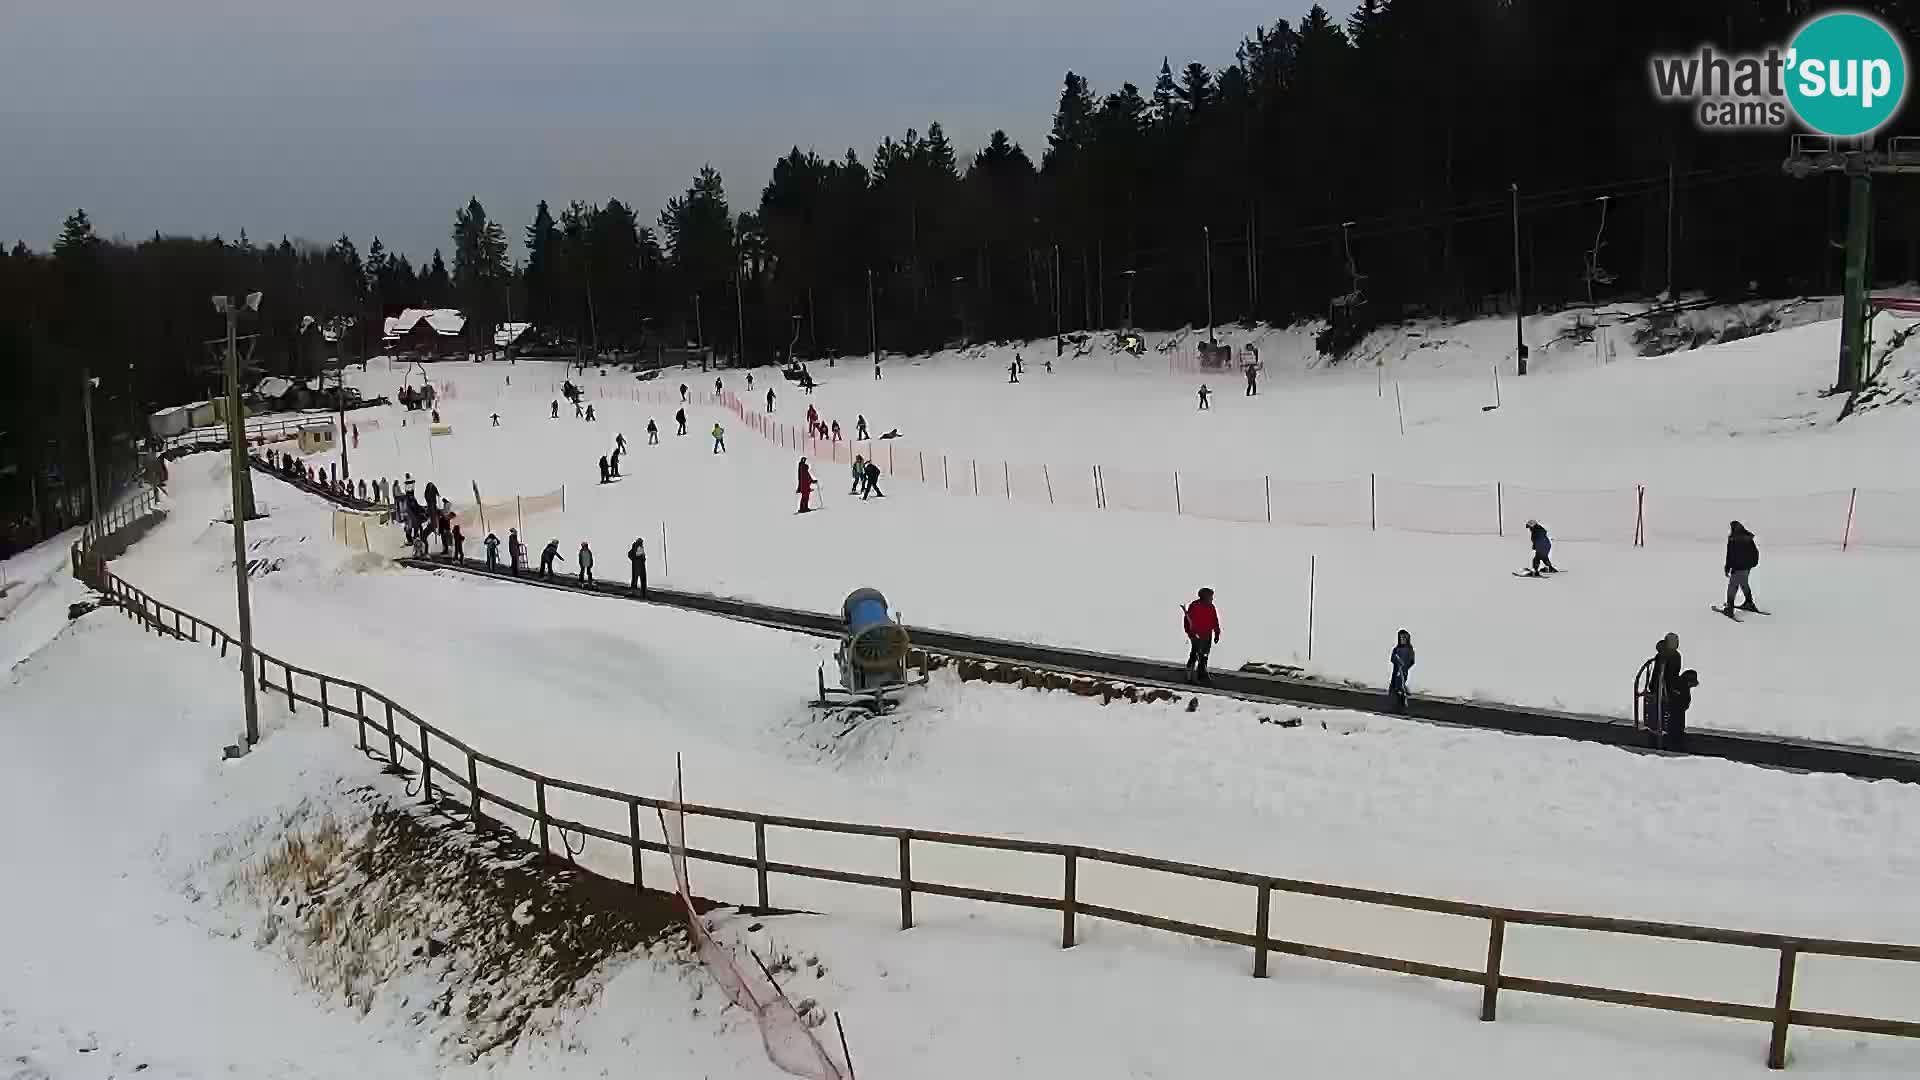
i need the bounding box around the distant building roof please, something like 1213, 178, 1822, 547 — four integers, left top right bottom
383, 308, 466, 340
494, 321, 533, 347
253, 377, 293, 400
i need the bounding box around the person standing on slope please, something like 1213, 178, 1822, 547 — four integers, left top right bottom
675, 408, 688, 436
856, 415, 869, 441
598, 455, 611, 484
766, 387, 776, 414
1643, 632, 1682, 746
1388, 630, 1416, 714
851, 455, 867, 495
1525, 520, 1558, 574
577, 541, 595, 585
1182, 588, 1221, 685
806, 403, 819, 430
1197, 384, 1212, 410
1008, 359, 1020, 384
1722, 521, 1761, 615
711, 422, 727, 453
647, 419, 659, 444
628, 537, 648, 597
681, 383, 690, 403
484, 531, 500, 570
509, 528, 525, 575
862, 459, 884, 499
797, 458, 816, 513
714, 377, 722, 397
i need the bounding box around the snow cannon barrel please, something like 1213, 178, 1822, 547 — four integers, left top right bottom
841, 588, 910, 672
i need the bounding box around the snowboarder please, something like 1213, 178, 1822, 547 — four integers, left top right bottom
647, 419, 659, 444
681, 383, 690, 403
628, 537, 648, 596
675, 408, 688, 436
856, 415, 869, 441
862, 459, 884, 499
1245, 363, 1259, 396
711, 422, 726, 453
1008, 360, 1020, 384
851, 455, 867, 495
766, 387, 776, 413
1722, 521, 1760, 615
491, 412, 501, 427
484, 531, 500, 570
1666, 669, 1698, 752
797, 458, 816, 513
585, 404, 596, 422
598, 455, 611, 484
1182, 588, 1221, 685
1525, 520, 1558, 574
578, 541, 595, 584
1198, 384, 1212, 410
509, 529, 525, 575
1388, 630, 1415, 714
539, 539, 564, 579
551, 400, 560, 419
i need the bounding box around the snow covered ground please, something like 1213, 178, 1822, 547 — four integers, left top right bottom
63, 451, 1920, 1073
315, 307, 1920, 749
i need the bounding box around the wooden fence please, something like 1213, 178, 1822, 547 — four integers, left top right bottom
75, 493, 1920, 1071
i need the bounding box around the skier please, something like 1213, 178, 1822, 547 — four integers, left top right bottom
675, 408, 688, 436
1525, 520, 1558, 574
574, 399, 584, 419
628, 537, 648, 596
356, 479, 367, 501
797, 458, 816, 513
862, 459, 884, 499
1643, 632, 1683, 747
1181, 588, 1221, 685
1722, 521, 1761, 616
484, 531, 501, 570
1198, 384, 1212, 410
711, 422, 726, 453
647, 419, 659, 444
1245, 363, 1258, 396
551, 400, 559, 419
713, 377, 721, 397
831, 419, 842, 441
598, 455, 611, 484
491, 412, 501, 427
1008, 360, 1020, 384
851, 455, 867, 495
578, 541, 595, 585
1666, 669, 1699, 752
437, 512, 453, 556
422, 480, 437, 514
681, 383, 690, 403
856, 415, 869, 441
539, 539, 564, 579
1044, 359, 1053, 374
405, 474, 416, 497
766, 387, 776, 413
747, 372, 754, 391
609, 447, 622, 478
585, 404, 596, 422
451, 521, 465, 560
616, 433, 628, 454
807, 403, 819, 429
873, 359, 882, 380
509, 528, 525, 575
1388, 630, 1415, 714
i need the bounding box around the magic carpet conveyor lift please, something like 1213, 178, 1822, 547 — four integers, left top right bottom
814, 587, 929, 712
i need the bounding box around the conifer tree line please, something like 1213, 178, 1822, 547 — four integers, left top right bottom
6, 0, 1920, 549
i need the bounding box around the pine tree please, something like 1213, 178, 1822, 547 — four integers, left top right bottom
53, 209, 98, 257
424, 250, 452, 307
524, 200, 559, 332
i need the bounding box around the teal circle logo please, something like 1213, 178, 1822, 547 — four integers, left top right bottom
1786, 11, 1908, 136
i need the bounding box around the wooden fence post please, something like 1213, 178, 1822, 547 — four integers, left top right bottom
898, 835, 914, 930
418, 722, 433, 802
1265, 475, 1272, 523
284, 663, 295, 713
1481, 916, 1506, 1021
1253, 882, 1272, 978
355, 688, 366, 751
467, 752, 481, 822
755, 820, 770, 909
318, 677, 330, 727
1768, 944, 1799, 1069
386, 702, 399, 763
1061, 852, 1078, 948
536, 778, 550, 855
1496, 481, 1504, 536
1370, 472, 1378, 531
628, 800, 644, 892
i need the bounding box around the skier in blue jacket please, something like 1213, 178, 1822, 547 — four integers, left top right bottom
1526, 520, 1557, 574
1388, 630, 1415, 714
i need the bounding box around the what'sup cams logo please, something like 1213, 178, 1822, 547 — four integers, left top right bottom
1649, 10, 1908, 136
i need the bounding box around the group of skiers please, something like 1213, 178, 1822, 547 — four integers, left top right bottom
793, 454, 886, 513
473, 528, 650, 597
801, 402, 896, 444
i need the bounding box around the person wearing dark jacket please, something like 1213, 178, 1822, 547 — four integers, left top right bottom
1525, 519, 1557, 574
1182, 589, 1221, 685
598, 455, 610, 484
539, 539, 564, 578
628, 538, 648, 597
797, 458, 816, 513
484, 531, 500, 570
675, 408, 688, 436
1388, 630, 1415, 713
647, 419, 659, 444
1723, 521, 1760, 614
1645, 632, 1683, 746
862, 459, 884, 499
1665, 670, 1698, 752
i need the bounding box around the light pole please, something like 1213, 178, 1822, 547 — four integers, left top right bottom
332, 316, 356, 484
81, 368, 100, 533
1202, 225, 1215, 344
1511, 183, 1526, 376
213, 292, 263, 753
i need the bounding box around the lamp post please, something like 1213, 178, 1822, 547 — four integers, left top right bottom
81, 369, 100, 534
213, 292, 263, 753
1511, 183, 1526, 376
1202, 225, 1215, 344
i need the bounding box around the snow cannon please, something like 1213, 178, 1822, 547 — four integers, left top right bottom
816, 587, 929, 712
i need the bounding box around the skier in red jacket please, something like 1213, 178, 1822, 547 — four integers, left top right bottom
796, 458, 817, 514
1182, 588, 1221, 685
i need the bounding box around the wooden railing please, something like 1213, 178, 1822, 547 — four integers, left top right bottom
74, 496, 1920, 1071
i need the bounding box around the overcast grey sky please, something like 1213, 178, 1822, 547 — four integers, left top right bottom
2, 0, 1343, 263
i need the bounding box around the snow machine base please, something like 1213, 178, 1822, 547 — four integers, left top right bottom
813, 665, 930, 714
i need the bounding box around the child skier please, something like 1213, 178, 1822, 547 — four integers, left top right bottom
1388, 630, 1415, 713
1525, 520, 1558, 575
711, 422, 726, 453
578, 541, 594, 584
1198, 384, 1212, 410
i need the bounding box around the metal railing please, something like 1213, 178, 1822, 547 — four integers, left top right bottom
71, 492, 1920, 1071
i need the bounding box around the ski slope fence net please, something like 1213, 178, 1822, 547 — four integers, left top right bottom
67, 478, 1920, 1072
